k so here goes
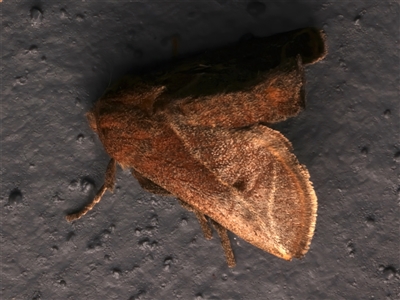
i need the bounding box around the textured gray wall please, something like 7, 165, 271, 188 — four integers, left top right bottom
1, 1, 399, 299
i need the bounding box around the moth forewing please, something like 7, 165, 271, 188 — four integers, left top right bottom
167, 122, 317, 260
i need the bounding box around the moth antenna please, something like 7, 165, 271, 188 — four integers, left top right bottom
97, 64, 114, 101
171, 35, 180, 58
66, 159, 116, 222
105, 66, 114, 92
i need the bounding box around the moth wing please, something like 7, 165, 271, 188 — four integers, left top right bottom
168, 120, 317, 259
163, 55, 306, 128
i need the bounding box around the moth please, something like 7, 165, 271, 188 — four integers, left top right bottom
66, 28, 327, 267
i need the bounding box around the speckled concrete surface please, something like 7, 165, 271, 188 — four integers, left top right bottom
1, 1, 399, 299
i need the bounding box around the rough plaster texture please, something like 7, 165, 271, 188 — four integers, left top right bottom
1, 1, 399, 299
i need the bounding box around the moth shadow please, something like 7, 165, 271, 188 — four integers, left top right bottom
80, 0, 321, 107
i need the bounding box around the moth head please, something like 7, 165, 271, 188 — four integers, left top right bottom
281, 28, 327, 65
86, 110, 98, 133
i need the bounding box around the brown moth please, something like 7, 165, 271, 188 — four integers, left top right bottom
66, 28, 327, 267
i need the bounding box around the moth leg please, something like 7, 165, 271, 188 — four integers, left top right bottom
211, 220, 236, 268
178, 199, 212, 240
178, 200, 235, 266
66, 159, 116, 222
194, 211, 213, 240
132, 169, 172, 195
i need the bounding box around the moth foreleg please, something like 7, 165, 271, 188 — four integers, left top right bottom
66, 159, 116, 222
211, 220, 236, 268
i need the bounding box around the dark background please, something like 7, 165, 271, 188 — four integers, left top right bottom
1, 1, 399, 299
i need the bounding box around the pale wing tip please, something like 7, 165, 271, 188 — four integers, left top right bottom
250, 126, 319, 261
294, 166, 318, 258
302, 28, 328, 65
